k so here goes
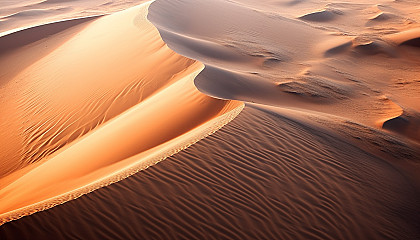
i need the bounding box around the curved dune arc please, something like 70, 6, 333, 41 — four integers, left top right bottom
0, 0, 240, 177
0, 1, 243, 224
0, 72, 243, 223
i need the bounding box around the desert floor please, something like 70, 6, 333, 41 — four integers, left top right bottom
0, 0, 419, 239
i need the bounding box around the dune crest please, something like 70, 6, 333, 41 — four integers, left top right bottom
0, 1, 243, 225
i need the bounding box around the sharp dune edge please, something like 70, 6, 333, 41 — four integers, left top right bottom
1, 0, 420, 239
0, 1, 243, 225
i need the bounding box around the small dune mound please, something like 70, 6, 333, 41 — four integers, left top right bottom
366, 12, 400, 27
386, 28, 420, 48
369, 12, 394, 22
299, 9, 341, 22
354, 41, 383, 55
286, 0, 305, 6
36, 0, 79, 5
351, 38, 396, 56
322, 37, 396, 57
383, 111, 420, 142
277, 75, 351, 100
317, 36, 353, 57
262, 56, 282, 67
324, 41, 352, 56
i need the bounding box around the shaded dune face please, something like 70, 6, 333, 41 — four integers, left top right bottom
0, 1, 242, 224
148, 0, 329, 105
389, 28, 420, 48
0, 16, 101, 55
401, 38, 420, 48
148, 0, 420, 132
1, 106, 419, 240
383, 111, 420, 142
299, 10, 340, 22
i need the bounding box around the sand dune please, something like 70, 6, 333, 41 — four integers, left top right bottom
1, 0, 420, 239
0, 1, 242, 224
148, 0, 420, 128
299, 9, 341, 22
366, 12, 401, 27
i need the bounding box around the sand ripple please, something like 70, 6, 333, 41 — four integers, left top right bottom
1, 106, 418, 239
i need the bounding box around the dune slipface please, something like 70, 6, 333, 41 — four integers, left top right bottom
0, 1, 243, 224
148, 0, 420, 128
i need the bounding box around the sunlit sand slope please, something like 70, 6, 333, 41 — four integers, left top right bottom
0, 1, 243, 224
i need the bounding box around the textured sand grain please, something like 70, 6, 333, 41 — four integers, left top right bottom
1, 0, 420, 239
1, 106, 419, 239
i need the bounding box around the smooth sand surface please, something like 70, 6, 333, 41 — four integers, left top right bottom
1, 0, 420, 239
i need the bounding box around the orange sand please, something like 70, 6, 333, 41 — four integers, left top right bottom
0, 1, 242, 224
0, 0, 419, 239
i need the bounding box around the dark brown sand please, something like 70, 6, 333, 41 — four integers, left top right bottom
1, 106, 419, 240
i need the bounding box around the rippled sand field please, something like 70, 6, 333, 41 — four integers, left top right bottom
0, 0, 419, 239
